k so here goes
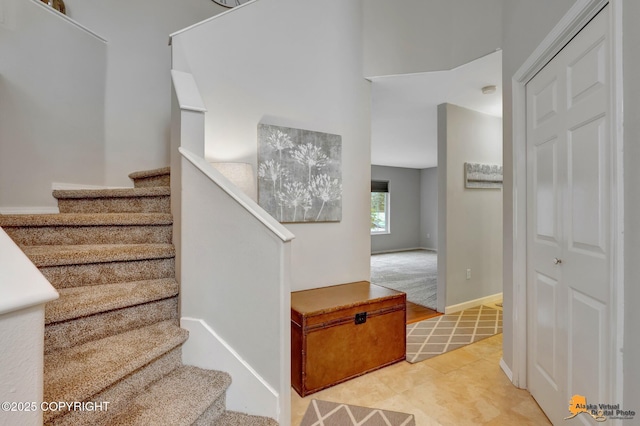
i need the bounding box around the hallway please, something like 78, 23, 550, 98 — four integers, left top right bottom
291, 335, 550, 425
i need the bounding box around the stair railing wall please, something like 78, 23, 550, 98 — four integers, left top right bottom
170, 70, 293, 423
0, 229, 59, 425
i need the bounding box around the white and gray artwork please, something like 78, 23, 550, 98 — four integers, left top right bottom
464, 162, 503, 189
258, 124, 342, 223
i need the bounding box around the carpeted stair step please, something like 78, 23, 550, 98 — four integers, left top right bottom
129, 166, 171, 188
212, 411, 279, 426
46, 346, 184, 426
44, 321, 187, 424
22, 243, 174, 268
42, 257, 175, 289
23, 244, 175, 288
53, 187, 171, 213
45, 278, 179, 324
106, 366, 231, 426
45, 298, 178, 354
0, 213, 172, 245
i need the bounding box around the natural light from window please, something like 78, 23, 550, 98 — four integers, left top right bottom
371, 192, 389, 234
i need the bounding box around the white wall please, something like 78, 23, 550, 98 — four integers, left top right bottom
500, 0, 577, 377
438, 104, 502, 308
0, 0, 107, 211
62, 0, 225, 186
362, 0, 502, 78
420, 167, 438, 250
171, 0, 372, 291
370, 166, 421, 253
622, 0, 640, 410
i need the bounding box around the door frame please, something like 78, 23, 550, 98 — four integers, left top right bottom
509, 0, 624, 406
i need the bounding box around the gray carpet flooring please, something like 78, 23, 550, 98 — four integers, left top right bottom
370, 249, 437, 310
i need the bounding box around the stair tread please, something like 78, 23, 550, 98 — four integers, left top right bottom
128, 167, 170, 180
0, 213, 172, 227
23, 243, 175, 267
215, 411, 279, 426
53, 186, 170, 199
108, 366, 231, 426
44, 320, 188, 406
45, 278, 179, 324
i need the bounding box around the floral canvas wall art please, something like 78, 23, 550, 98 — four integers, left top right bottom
258, 124, 342, 223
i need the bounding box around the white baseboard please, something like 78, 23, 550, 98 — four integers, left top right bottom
444, 292, 503, 314
180, 318, 279, 420
371, 247, 437, 255
420, 247, 437, 253
0, 206, 59, 214
499, 357, 514, 382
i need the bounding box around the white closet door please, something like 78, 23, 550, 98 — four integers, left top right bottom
526, 6, 611, 424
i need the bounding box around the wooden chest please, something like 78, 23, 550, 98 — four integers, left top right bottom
291, 281, 406, 397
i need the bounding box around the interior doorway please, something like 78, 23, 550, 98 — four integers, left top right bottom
369, 50, 503, 319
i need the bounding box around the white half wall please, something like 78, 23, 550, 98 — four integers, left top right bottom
362, 0, 503, 77
0, 306, 46, 426
0, 0, 107, 210
171, 0, 372, 291
438, 104, 502, 309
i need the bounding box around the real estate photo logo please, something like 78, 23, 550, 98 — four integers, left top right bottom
565, 395, 636, 422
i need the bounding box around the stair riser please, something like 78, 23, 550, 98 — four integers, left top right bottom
45, 298, 178, 354
4, 225, 172, 246
57, 196, 170, 214
45, 346, 183, 426
132, 174, 170, 188
40, 258, 175, 289
194, 396, 227, 426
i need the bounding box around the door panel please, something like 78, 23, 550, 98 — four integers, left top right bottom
526, 6, 611, 424
568, 116, 606, 253
533, 272, 559, 388
534, 139, 559, 243
567, 38, 606, 107
569, 290, 607, 403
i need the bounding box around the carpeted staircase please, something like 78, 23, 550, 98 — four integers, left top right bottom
0, 167, 278, 426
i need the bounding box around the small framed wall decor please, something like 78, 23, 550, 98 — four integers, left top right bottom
464, 162, 503, 189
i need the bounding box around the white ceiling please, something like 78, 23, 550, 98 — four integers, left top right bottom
370, 50, 502, 169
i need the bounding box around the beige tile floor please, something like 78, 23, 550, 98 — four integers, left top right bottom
291, 334, 551, 425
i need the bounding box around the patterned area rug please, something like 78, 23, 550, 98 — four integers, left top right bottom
406, 305, 502, 363
370, 250, 437, 310
300, 400, 416, 426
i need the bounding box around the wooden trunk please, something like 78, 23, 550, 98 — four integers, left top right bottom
291, 281, 406, 397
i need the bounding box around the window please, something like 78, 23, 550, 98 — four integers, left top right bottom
371, 180, 389, 234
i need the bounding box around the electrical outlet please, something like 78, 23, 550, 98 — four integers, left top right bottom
427, 233, 431, 239
466, 269, 471, 280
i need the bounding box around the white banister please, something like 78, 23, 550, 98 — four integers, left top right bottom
170, 70, 207, 113
0, 229, 58, 316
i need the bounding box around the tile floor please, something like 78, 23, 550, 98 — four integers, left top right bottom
291, 334, 551, 425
